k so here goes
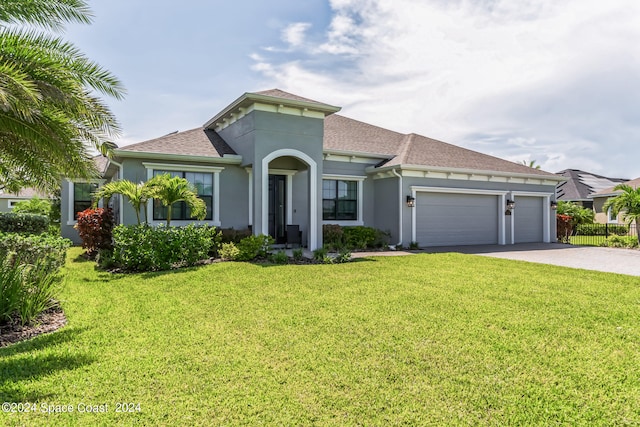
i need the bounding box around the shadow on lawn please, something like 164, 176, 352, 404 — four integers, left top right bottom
0, 327, 95, 402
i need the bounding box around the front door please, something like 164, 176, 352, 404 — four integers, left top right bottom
268, 174, 287, 244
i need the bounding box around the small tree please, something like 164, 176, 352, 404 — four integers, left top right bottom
603, 184, 640, 225
13, 196, 52, 216
556, 201, 594, 226
146, 174, 206, 226
93, 180, 152, 225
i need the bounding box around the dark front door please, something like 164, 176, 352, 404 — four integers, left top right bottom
268, 174, 287, 244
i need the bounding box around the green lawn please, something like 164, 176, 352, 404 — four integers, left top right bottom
2, 248, 639, 426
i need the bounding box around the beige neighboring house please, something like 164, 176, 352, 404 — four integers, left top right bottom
0, 188, 52, 213
590, 177, 640, 224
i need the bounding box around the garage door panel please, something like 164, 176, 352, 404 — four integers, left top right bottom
514, 196, 543, 243
416, 193, 498, 246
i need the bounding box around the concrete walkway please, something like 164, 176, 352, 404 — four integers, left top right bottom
352, 243, 640, 277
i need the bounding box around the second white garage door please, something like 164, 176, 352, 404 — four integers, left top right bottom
416, 192, 499, 246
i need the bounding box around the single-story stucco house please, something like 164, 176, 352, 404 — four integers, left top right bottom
61, 89, 564, 249
0, 188, 52, 213
590, 177, 640, 225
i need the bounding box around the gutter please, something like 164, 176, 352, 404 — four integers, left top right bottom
391, 168, 403, 247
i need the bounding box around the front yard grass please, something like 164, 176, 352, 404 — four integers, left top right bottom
1, 248, 639, 425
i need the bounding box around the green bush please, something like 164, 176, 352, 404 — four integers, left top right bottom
323, 224, 344, 250
576, 224, 629, 236
0, 259, 63, 326
112, 224, 219, 271
334, 249, 352, 263
12, 197, 52, 217
235, 234, 274, 261
0, 212, 49, 234
323, 225, 390, 250
600, 235, 639, 248
292, 248, 304, 261
270, 250, 289, 264
220, 228, 252, 244
219, 242, 240, 261
0, 232, 71, 274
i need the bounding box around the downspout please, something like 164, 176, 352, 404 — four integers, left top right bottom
391, 168, 403, 247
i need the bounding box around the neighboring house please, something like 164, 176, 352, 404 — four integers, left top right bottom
590, 177, 640, 224
555, 169, 628, 210
0, 188, 52, 213
61, 89, 564, 248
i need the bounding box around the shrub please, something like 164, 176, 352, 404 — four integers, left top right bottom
335, 249, 352, 263
343, 226, 378, 250
219, 242, 240, 261
0, 232, 71, 274
600, 235, 639, 248
313, 247, 329, 263
556, 214, 573, 243
75, 208, 114, 256
323, 224, 344, 250
112, 224, 218, 271
0, 259, 63, 326
292, 248, 304, 261
409, 241, 420, 250
0, 212, 49, 235
576, 224, 629, 236
220, 228, 252, 244
12, 197, 52, 217
270, 250, 289, 264
236, 234, 274, 261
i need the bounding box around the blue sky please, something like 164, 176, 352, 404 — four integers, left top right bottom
66, 0, 640, 178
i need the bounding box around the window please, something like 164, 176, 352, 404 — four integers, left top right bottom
8, 200, 20, 209
152, 170, 213, 221
323, 179, 358, 220
608, 207, 618, 224
73, 183, 98, 219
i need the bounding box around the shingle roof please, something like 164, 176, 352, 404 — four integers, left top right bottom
324, 114, 555, 176
114, 90, 561, 178
254, 89, 326, 105
591, 177, 640, 197
0, 187, 51, 199
555, 169, 628, 200
117, 128, 236, 157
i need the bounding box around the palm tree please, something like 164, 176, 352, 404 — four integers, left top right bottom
146, 174, 206, 226
603, 184, 640, 225
520, 160, 541, 170
93, 180, 153, 225
0, 0, 124, 192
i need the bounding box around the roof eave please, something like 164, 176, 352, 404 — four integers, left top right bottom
368, 164, 567, 182
113, 149, 243, 165
204, 92, 341, 129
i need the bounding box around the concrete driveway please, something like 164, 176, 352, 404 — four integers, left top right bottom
421, 243, 640, 277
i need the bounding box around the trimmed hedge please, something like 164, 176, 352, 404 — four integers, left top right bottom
0, 232, 71, 274
323, 224, 390, 250
575, 223, 629, 236
112, 224, 221, 271
0, 212, 49, 235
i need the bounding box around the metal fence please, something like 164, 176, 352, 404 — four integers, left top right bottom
568, 223, 638, 246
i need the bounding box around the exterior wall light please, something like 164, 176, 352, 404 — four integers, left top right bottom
506, 199, 515, 210
406, 195, 416, 208
550, 200, 558, 210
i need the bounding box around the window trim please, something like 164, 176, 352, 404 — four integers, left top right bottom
607, 207, 618, 224
322, 174, 365, 226
143, 162, 224, 226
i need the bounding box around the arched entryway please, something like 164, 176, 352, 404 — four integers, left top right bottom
261, 149, 318, 249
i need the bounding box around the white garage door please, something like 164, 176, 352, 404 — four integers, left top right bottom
416, 193, 499, 246
514, 196, 544, 243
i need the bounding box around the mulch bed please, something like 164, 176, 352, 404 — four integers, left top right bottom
0, 307, 67, 348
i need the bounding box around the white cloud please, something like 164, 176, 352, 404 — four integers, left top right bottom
252, 0, 640, 178
282, 22, 312, 48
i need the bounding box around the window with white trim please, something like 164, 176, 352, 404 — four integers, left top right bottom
73, 182, 98, 219
152, 170, 213, 221
322, 179, 358, 220
607, 207, 618, 224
